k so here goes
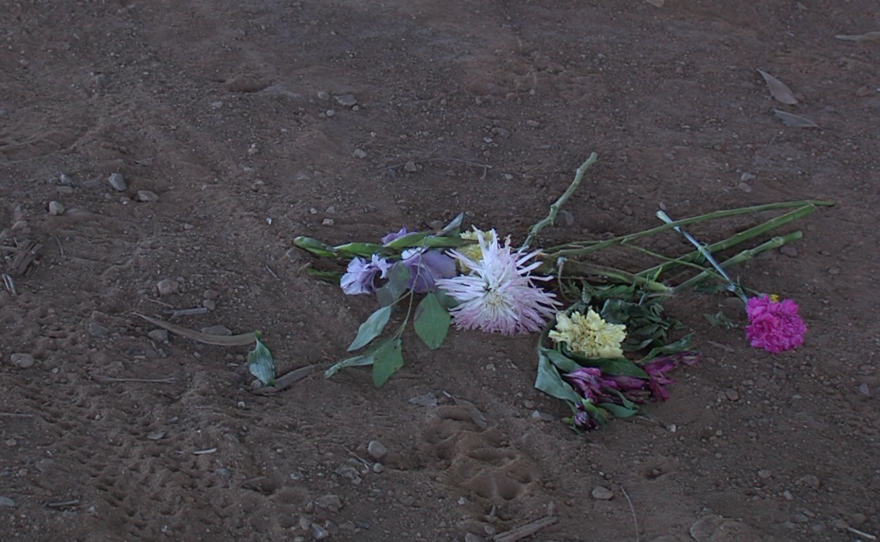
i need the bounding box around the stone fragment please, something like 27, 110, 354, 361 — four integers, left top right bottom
88, 322, 111, 336
48, 201, 65, 215
367, 440, 388, 460
108, 172, 127, 191
156, 279, 179, 296
148, 329, 169, 343
10, 353, 35, 368
137, 190, 159, 202
591, 486, 614, 500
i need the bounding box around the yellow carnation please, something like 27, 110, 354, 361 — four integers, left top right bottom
549, 309, 626, 359
457, 228, 497, 272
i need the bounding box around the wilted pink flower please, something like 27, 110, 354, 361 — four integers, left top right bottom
642, 352, 701, 401
436, 230, 560, 335
745, 295, 807, 354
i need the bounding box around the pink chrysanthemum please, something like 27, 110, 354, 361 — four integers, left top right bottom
435, 230, 561, 335
745, 295, 807, 353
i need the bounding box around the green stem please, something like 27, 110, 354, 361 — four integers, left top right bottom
522, 153, 599, 250
673, 231, 803, 294
636, 205, 819, 278
544, 200, 834, 259
555, 261, 672, 293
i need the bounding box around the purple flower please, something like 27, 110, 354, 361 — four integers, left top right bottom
566, 367, 612, 403
382, 226, 409, 245
642, 352, 701, 401
745, 295, 807, 353
573, 404, 600, 431
340, 254, 393, 295
401, 248, 457, 293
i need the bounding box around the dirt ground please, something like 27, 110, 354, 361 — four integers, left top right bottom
1, 1, 878, 541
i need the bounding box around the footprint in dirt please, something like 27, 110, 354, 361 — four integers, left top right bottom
420, 405, 540, 504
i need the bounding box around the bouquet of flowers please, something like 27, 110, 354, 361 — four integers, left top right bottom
295, 153, 829, 430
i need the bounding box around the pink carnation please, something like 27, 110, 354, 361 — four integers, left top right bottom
745, 295, 807, 354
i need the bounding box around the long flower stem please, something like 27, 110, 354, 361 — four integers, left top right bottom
544, 200, 834, 259
635, 205, 818, 278
522, 152, 599, 250
557, 261, 672, 292
673, 232, 802, 294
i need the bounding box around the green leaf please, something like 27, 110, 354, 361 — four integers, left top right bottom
598, 402, 639, 418
413, 293, 451, 349
535, 350, 582, 404
438, 212, 464, 236
541, 347, 581, 373
334, 242, 388, 258
293, 236, 338, 258
373, 337, 404, 387
641, 334, 695, 362
305, 268, 344, 283
704, 311, 738, 329
558, 346, 649, 378
248, 334, 276, 386
348, 305, 393, 351
433, 286, 458, 310
376, 263, 411, 307
324, 352, 375, 379
385, 231, 431, 250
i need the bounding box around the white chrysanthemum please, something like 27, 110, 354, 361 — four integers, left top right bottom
436, 230, 561, 335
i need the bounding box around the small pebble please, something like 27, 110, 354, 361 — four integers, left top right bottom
59, 173, 72, 185
148, 329, 169, 343
56, 186, 74, 195
799, 474, 820, 490
372, 463, 385, 473
851, 513, 867, 525
725, 389, 740, 401
408, 392, 438, 407
316, 91, 330, 100
108, 172, 127, 191
310, 523, 329, 540
203, 299, 216, 311
367, 440, 388, 460
10, 353, 35, 369
334, 94, 357, 107
831, 519, 849, 530
464, 533, 483, 542
780, 245, 799, 258
48, 201, 65, 215
758, 469, 773, 479
352, 148, 367, 159
315, 494, 342, 511
792, 513, 808, 524
325, 109, 335, 117
0, 496, 15, 507
591, 486, 614, 500
88, 322, 111, 337
782, 490, 793, 500
204, 289, 220, 300
137, 190, 159, 202
322, 218, 334, 226
737, 182, 752, 193
403, 161, 418, 172
156, 279, 179, 296
741, 172, 756, 182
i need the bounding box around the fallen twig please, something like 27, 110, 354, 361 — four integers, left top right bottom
95, 375, 176, 384
193, 447, 217, 455
494, 516, 557, 542
52, 234, 64, 257
2, 273, 16, 295
46, 499, 80, 509
620, 484, 640, 542
847, 526, 877, 541
135, 313, 256, 346
166, 307, 208, 319
266, 264, 280, 279
252, 364, 317, 394
0, 412, 35, 418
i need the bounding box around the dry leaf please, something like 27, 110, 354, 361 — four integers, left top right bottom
773, 109, 818, 128
645, 0, 664, 7
757, 69, 799, 105
835, 31, 880, 42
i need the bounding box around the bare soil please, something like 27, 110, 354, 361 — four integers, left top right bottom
1, 1, 878, 541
